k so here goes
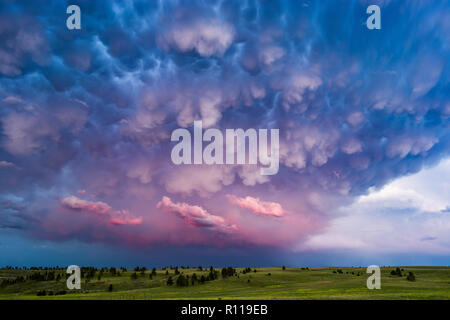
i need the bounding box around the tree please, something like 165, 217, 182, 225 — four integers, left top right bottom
282, 266, 286, 271
176, 274, 188, 287
221, 267, 236, 278
151, 268, 157, 276
207, 268, 218, 281
242, 267, 252, 274
108, 284, 113, 292
406, 272, 416, 281
191, 273, 198, 285
391, 268, 402, 277
166, 276, 174, 286
130, 272, 138, 280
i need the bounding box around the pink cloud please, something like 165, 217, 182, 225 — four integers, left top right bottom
60, 195, 142, 227
156, 196, 237, 233
76, 189, 86, 195
60, 196, 111, 215
110, 217, 143, 226
226, 195, 286, 217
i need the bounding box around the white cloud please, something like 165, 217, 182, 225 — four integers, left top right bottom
301, 157, 450, 254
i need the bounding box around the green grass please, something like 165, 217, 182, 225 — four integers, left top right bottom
1, 266, 449, 300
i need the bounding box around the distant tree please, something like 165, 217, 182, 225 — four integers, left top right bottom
191, 273, 198, 285
207, 268, 218, 281
108, 284, 113, 292
391, 268, 402, 277
198, 266, 203, 271
221, 267, 236, 278
165, 270, 169, 276
282, 266, 286, 271
149, 274, 153, 280
151, 268, 157, 276
174, 267, 180, 275
37, 290, 47, 296
200, 275, 206, 283
130, 272, 138, 280
242, 267, 252, 274
176, 275, 188, 286
406, 272, 416, 282
166, 276, 174, 286
97, 274, 101, 281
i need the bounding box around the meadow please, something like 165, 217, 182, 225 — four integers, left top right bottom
0, 266, 449, 300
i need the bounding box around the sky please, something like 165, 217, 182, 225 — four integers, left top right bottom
0, 0, 449, 268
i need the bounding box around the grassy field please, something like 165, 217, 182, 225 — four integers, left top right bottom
0, 266, 449, 300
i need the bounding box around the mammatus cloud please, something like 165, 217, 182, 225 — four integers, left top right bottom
157, 17, 235, 57
0, 1, 448, 260
157, 196, 236, 233
227, 195, 286, 217
0, 161, 16, 168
